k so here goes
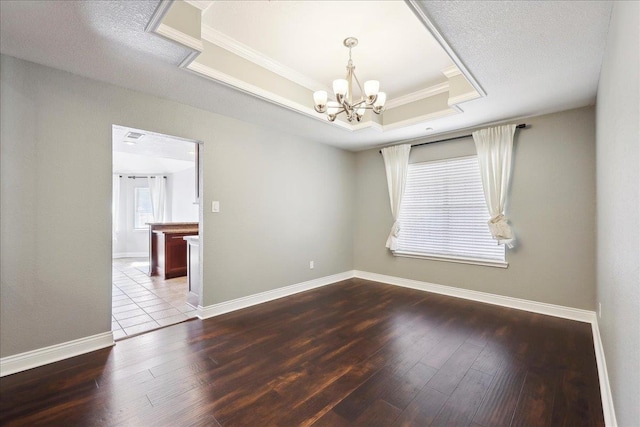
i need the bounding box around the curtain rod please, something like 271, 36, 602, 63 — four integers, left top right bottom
379, 123, 527, 153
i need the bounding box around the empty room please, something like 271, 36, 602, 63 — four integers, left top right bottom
0, 1, 638, 426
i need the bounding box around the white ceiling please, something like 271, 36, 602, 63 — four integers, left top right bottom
112, 125, 196, 174
0, 1, 613, 151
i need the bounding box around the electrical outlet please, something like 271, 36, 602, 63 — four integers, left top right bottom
309, 261, 314, 269
598, 302, 602, 318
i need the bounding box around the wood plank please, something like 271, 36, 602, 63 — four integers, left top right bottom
550, 369, 604, 427
473, 360, 527, 427
510, 368, 557, 427
354, 399, 402, 426
393, 386, 449, 427
425, 341, 483, 396
430, 368, 494, 427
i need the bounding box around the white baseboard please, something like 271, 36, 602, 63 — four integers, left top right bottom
0, 332, 115, 377
354, 270, 596, 323
591, 320, 618, 427
197, 270, 355, 319
112, 252, 148, 259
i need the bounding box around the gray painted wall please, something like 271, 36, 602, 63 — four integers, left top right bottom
354, 106, 596, 310
0, 55, 355, 357
595, 2, 640, 425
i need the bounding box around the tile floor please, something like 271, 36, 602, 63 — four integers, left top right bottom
112, 257, 197, 340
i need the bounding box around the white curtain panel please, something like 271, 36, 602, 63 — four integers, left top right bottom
381, 144, 412, 250
112, 174, 120, 241
148, 176, 166, 223
472, 124, 517, 248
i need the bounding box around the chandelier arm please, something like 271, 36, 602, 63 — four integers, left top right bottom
351, 72, 365, 104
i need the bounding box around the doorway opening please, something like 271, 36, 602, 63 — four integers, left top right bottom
111, 125, 201, 340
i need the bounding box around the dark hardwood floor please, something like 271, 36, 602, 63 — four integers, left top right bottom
0, 278, 604, 426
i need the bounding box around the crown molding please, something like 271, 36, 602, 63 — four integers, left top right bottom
201, 25, 328, 93
147, 1, 479, 135
145, 0, 173, 33
155, 23, 203, 53
442, 65, 461, 78
405, 0, 486, 98
186, 61, 355, 131
448, 90, 482, 106
385, 82, 449, 109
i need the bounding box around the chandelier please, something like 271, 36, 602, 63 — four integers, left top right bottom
313, 37, 387, 123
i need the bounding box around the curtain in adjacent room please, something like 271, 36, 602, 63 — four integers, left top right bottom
381, 144, 412, 250
472, 124, 517, 248
112, 174, 120, 241
148, 176, 166, 223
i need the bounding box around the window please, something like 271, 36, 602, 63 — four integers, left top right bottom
134, 187, 154, 229
395, 156, 506, 266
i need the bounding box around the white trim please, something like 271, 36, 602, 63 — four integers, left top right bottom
0, 332, 114, 377
385, 82, 450, 109
201, 25, 328, 93
591, 320, 618, 427
197, 271, 355, 319
353, 271, 595, 323
442, 65, 461, 78
448, 90, 482, 106
112, 252, 148, 259
197, 60, 456, 133
144, 0, 173, 33
393, 251, 508, 268
404, 0, 487, 98
179, 50, 202, 69
186, 61, 354, 131
155, 23, 204, 53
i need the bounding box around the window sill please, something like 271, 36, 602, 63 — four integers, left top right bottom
392, 251, 508, 269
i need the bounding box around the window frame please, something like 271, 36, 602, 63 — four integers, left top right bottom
133, 186, 154, 230
393, 155, 508, 268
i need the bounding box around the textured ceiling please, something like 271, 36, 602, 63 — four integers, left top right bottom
0, 1, 613, 151
408, 0, 613, 135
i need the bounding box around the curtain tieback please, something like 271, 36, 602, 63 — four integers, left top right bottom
488, 214, 514, 247
391, 220, 401, 237
385, 220, 401, 250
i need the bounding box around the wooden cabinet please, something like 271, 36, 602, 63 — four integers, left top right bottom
148, 223, 198, 279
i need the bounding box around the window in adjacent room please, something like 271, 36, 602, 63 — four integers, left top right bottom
395, 155, 506, 267
134, 187, 154, 229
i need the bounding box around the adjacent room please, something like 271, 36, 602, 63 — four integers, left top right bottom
111, 125, 200, 338
0, 1, 637, 426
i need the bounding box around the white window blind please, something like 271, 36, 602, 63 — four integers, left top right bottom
396, 156, 506, 264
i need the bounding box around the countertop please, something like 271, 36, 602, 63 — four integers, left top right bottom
152, 229, 199, 235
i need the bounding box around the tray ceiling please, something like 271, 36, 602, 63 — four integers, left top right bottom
149, 0, 483, 133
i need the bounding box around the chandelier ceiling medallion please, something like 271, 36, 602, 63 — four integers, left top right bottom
313, 37, 387, 123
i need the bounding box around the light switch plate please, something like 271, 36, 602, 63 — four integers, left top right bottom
212, 201, 220, 213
